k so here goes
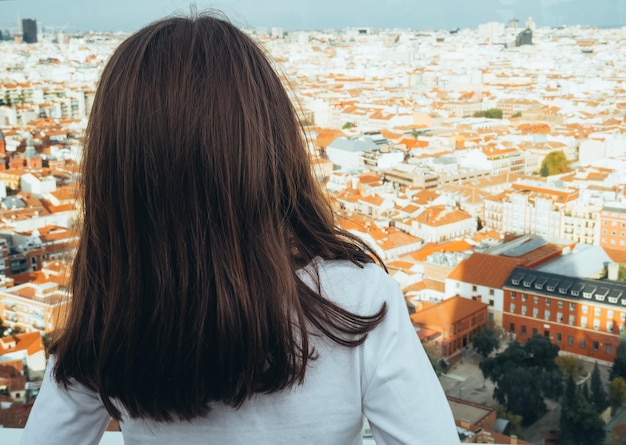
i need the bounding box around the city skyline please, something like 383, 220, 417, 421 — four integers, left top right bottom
0, 0, 625, 33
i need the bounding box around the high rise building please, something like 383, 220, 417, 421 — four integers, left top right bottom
22, 19, 37, 44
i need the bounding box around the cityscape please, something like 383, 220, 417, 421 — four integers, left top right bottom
1, 7, 626, 445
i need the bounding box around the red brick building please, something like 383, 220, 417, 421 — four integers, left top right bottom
503, 267, 626, 362
411, 296, 488, 360
600, 205, 626, 251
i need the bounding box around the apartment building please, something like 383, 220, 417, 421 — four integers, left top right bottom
502, 267, 626, 362
445, 252, 522, 325
599, 205, 626, 251
0, 282, 69, 335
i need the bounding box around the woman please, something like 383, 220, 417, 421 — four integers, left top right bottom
21, 14, 458, 444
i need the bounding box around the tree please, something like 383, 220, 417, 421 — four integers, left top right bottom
512, 111, 522, 118
342, 121, 355, 130
540, 150, 570, 177
473, 108, 503, 119
480, 336, 563, 425
422, 340, 447, 376
495, 405, 523, 439
590, 362, 607, 412
472, 321, 499, 358
484, 108, 503, 119
560, 374, 606, 445
476, 216, 483, 231
611, 337, 626, 381
610, 377, 626, 412
556, 355, 583, 379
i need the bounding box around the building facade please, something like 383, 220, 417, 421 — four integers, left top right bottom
502, 267, 626, 362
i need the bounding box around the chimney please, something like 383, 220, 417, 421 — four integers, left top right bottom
608, 262, 619, 281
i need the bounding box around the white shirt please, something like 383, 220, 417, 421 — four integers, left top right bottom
21, 258, 459, 444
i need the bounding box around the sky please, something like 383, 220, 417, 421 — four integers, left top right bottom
0, 0, 625, 33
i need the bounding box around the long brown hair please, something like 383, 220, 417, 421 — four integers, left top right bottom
51, 14, 386, 422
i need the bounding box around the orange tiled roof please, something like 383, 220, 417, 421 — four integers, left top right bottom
447, 252, 521, 288
410, 296, 487, 328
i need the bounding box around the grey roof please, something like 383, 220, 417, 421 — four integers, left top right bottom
505, 267, 626, 310
2, 196, 26, 209
327, 137, 378, 153
535, 244, 611, 279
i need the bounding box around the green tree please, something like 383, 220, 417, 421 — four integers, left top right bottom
556, 355, 583, 379
610, 377, 626, 412
472, 321, 499, 358
540, 150, 570, 177
473, 108, 503, 119
611, 337, 626, 381
559, 374, 606, 445
342, 121, 356, 130
590, 362, 607, 412
480, 336, 563, 425
422, 340, 447, 376
495, 405, 524, 439
512, 111, 522, 118
484, 108, 503, 119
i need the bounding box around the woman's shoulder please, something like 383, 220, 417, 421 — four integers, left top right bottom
301, 257, 400, 313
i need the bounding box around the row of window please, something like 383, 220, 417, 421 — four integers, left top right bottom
510, 323, 613, 355
509, 292, 626, 321
509, 302, 623, 333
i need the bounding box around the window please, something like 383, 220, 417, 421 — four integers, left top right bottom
593, 341, 599, 352
472, 285, 477, 292
580, 339, 586, 349
489, 289, 494, 296
545, 310, 551, 321
557, 312, 563, 323
511, 291, 516, 299
546, 298, 551, 306
521, 293, 527, 302
622, 312, 626, 321
568, 335, 574, 346
608, 310, 614, 319
558, 300, 563, 309
608, 321, 614, 333
532, 328, 538, 337
509, 323, 515, 333
606, 344, 612, 355
522, 306, 527, 316
582, 305, 588, 314
556, 333, 562, 343
593, 319, 600, 331
594, 307, 601, 317
456, 282, 460, 289
521, 325, 526, 336
489, 299, 494, 307
510, 303, 516, 313
534, 296, 539, 304
581, 316, 587, 328
533, 307, 539, 318
570, 303, 576, 311
569, 314, 575, 325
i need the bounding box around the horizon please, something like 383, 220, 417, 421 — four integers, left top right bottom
0, 0, 625, 33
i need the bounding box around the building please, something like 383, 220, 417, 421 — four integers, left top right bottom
0, 281, 70, 335
515, 28, 532, 47
407, 205, 476, 243
21, 19, 37, 44
484, 181, 579, 238
446, 252, 522, 324
411, 296, 488, 360
502, 267, 626, 362
599, 205, 626, 250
